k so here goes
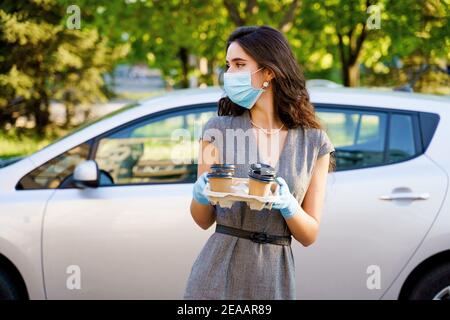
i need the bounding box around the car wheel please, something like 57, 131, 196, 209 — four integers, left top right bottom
0, 268, 22, 300
407, 262, 450, 300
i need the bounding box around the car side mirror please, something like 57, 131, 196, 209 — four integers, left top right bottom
73, 160, 99, 188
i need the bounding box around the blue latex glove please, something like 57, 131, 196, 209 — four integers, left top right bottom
272, 177, 301, 219
192, 172, 210, 205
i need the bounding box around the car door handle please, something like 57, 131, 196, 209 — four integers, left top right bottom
379, 192, 430, 201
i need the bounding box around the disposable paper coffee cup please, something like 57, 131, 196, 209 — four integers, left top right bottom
247, 163, 277, 197
248, 177, 274, 197
209, 177, 233, 193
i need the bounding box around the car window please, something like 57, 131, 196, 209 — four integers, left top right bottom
94, 108, 216, 186
316, 108, 387, 170
16, 142, 90, 190
388, 114, 416, 163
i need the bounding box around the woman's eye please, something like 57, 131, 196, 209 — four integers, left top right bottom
224, 63, 244, 71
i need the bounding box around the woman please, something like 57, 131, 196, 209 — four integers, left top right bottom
184, 25, 336, 300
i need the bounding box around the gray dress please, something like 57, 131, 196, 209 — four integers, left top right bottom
183, 109, 335, 300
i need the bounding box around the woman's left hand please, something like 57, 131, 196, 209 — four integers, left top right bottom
272, 177, 301, 219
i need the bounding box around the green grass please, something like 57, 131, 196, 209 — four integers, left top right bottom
0, 129, 60, 159
0, 92, 168, 160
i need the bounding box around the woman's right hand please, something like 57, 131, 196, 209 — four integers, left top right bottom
192, 172, 210, 205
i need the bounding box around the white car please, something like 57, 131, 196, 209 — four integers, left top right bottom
0, 86, 449, 300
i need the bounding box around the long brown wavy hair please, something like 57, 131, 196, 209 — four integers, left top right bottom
218, 25, 336, 172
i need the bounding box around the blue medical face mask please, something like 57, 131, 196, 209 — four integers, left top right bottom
223, 67, 266, 109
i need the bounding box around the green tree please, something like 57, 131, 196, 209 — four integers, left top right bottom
72, 1, 307, 89
297, 0, 449, 88
0, 0, 128, 135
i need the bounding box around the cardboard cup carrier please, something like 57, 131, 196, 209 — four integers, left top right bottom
204, 163, 280, 211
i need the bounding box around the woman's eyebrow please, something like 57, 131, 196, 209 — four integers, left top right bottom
225, 58, 247, 63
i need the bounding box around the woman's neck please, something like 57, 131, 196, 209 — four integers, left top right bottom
249, 89, 284, 129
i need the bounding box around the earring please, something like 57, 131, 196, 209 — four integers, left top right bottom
262, 81, 269, 88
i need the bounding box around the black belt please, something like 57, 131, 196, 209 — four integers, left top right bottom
215, 224, 292, 246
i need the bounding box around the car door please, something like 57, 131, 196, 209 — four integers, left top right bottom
43, 105, 217, 299
293, 106, 447, 299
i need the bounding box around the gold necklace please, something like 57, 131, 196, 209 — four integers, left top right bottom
250, 119, 285, 135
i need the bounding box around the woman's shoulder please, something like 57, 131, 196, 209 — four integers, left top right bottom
303, 127, 336, 157
203, 114, 237, 131
304, 127, 323, 140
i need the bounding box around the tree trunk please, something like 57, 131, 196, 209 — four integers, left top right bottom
33, 89, 50, 137
338, 36, 363, 87
178, 47, 189, 88
64, 102, 74, 128
33, 100, 49, 137
349, 63, 360, 87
